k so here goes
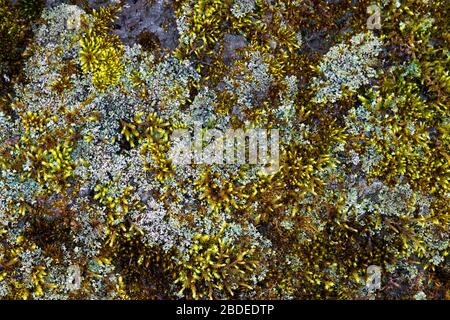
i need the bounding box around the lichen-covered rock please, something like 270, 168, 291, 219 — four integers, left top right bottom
0, 0, 448, 301
313, 32, 382, 103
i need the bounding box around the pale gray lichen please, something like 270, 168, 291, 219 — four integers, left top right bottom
231, 0, 255, 19
225, 50, 273, 112
313, 32, 382, 103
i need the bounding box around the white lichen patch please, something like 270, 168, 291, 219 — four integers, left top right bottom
313, 32, 382, 103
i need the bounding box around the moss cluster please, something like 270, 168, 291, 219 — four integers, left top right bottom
0, 0, 448, 300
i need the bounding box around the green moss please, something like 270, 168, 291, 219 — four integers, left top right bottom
0, 0, 448, 300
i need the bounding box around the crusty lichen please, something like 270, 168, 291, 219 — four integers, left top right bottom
0, 0, 448, 300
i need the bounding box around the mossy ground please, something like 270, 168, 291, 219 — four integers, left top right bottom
0, 0, 448, 300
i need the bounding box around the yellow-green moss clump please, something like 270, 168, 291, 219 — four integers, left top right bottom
0, 1, 448, 300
